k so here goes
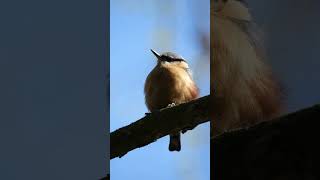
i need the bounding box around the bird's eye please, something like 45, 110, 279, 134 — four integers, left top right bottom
166, 57, 174, 62
168, 57, 184, 62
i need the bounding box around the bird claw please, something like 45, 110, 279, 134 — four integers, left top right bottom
167, 102, 176, 108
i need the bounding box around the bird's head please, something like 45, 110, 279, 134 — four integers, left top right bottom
150, 49, 190, 70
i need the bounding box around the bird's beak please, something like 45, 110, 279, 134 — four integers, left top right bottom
150, 49, 161, 60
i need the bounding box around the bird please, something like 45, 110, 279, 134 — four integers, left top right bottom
144, 49, 199, 151
211, 0, 284, 136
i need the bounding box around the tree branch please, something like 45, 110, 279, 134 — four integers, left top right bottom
107, 98, 320, 179
110, 95, 210, 159
212, 104, 320, 179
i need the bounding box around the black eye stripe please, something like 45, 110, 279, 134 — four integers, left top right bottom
161, 56, 185, 62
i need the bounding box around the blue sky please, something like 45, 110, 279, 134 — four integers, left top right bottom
110, 0, 210, 179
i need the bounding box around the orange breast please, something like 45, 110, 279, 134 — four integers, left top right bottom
144, 66, 199, 111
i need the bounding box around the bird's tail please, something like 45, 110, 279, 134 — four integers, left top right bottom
169, 133, 181, 151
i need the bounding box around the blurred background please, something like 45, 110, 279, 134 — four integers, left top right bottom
1, 0, 319, 179
247, 0, 320, 114
110, 0, 210, 179
0, 0, 108, 179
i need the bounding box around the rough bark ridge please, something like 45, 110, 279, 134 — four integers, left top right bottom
111, 95, 210, 159
106, 101, 320, 179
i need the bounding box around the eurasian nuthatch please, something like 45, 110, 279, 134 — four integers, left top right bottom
144, 49, 199, 151
211, 0, 283, 136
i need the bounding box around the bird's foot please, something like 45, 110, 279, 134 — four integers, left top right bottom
167, 102, 176, 108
